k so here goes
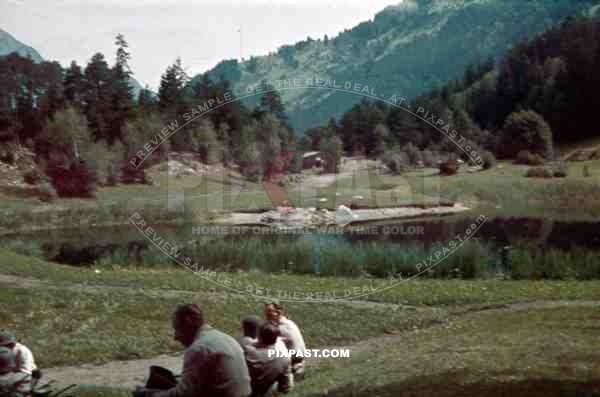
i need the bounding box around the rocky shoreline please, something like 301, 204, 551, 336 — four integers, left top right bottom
220, 203, 471, 229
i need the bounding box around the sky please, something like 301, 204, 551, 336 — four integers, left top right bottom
1, 0, 402, 90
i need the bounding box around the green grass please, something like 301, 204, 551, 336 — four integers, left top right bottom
406, 160, 600, 219
2, 160, 600, 233
44, 306, 600, 397
0, 285, 446, 368
2, 249, 600, 306
289, 306, 600, 397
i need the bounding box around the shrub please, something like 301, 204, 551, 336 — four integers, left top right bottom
0, 146, 16, 164
525, 166, 553, 178
515, 150, 545, 166
552, 162, 568, 178
38, 183, 57, 202
121, 159, 147, 184
401, 143, 420, 165
480, 151, 496, 170
382, 151, 410, 174
421, 150, 438, 167
501, 110, 553, 158
46, 160, 97, 198
82, 140, 125, 186
439, 160, 458, 176
23, 168, 45, 185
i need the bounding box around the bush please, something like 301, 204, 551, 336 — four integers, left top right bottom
525, 166, 553, 178
82, 140, 125, 186
121, 159, 147, 184
515, 150, 545, 166
421, 150, 438, 167
0, 146, 16, 164
439, 160, 458, 176
480, 151, 496, 169
552, 162, 568, 178
583, 165, 591, 177
501, 110, 553, 159
382, 152, 410, 174
23, 168, 45, 185
38, 183, 57, 202
46, 160, 97, 198
401, 143, 420, 165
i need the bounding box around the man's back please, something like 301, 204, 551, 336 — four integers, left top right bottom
187, 325, 251, 397
153, 324, 251, 397
245, 344, 291, 397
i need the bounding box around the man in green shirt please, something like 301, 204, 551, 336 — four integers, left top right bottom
135, 304, 251, 397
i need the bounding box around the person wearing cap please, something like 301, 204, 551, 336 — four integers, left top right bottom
263, 303, 306, 378
134, 303, 251, 397
0, 330, 36, 376
0, 346, 30, 396
244, 322, 293, 397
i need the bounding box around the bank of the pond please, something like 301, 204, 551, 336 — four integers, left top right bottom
4, 235, 600, 281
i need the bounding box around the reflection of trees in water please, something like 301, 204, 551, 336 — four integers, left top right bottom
8, 218, 600, 267
342, 217, 600, 250
499, 218, 554, 248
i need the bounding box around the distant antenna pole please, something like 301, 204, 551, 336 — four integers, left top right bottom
238, 26, 243, 61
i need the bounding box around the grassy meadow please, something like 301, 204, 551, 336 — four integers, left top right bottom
2, 160, 600, 234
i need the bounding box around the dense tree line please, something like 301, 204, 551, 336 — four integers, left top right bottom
320, 17, 600, 165
0, 35, 294, 197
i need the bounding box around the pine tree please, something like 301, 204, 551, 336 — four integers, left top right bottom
257, 79, 288, 126
158, 57, 188, 111
84, 53, 112, 141
137, 85, 157, 110
108, 34, 135, 143
64, 61, 86, 110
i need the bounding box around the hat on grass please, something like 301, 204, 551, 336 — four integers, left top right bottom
146, 366, 177, 390
0, 331, 16, 347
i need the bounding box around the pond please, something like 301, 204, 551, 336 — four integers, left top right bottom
2, 214, 599, 274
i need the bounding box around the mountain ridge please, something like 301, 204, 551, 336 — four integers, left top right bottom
0, 28, 43, 62
199, 0, 598, 133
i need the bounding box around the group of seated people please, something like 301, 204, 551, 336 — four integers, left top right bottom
0, 330, 37, 394
237, 302, 307, 396
1, 302, 306, 397
135, 301, 307, 397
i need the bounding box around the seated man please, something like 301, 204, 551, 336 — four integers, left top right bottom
264, 303, 306, 377
238, 316, 261, 348
238, 316, 287, 357
134, 304, 251, 397
0, 331, 36, 377
0, 346, 30, 396
245, 322, 293, 397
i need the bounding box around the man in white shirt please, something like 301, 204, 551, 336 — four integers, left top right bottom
263, 303, 307, 378
0, 346, 30, 396
0, 331, 36, 376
